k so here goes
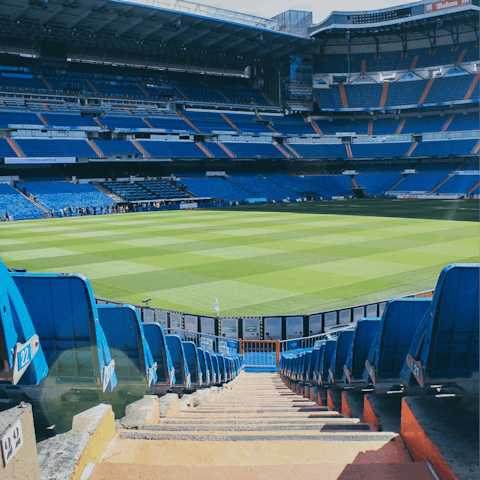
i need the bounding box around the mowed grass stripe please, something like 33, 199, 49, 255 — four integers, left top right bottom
0, 209, 477, 316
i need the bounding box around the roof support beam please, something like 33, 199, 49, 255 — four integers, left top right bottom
39, 5, 64, 26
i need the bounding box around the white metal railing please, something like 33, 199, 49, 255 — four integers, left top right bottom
279, 325, 354, 354
118, 0, 278, 30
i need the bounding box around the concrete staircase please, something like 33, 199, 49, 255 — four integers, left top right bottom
90, 373, 436, 480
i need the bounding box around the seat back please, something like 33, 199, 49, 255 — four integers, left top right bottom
143, 323, 175, 386
329, 329, 354, 383
313, 343, 326, 385
210, 354, 220, 383
215, 354, 226, 383
0, 260, 48, 386
183, 341, 203, 386
165, 334, 191, 388
318, 340, 337, 385
97, 305, 157, 386
306, 347, 321, 383
204, 351, 215, 384
13, 273, 117, 391
197, 348, 210, 385
401, 264, 479, 388
301, 351, 312, 383
344, 318, 380, 384
365, 298, 431, 385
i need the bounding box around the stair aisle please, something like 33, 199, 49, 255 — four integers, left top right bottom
90, 373, 435, 479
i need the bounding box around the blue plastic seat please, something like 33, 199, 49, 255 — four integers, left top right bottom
183, 341, 203, 387
204, 350, 216, 384
300, 351, 312, 383
0, 259, 48, 387
210, 354, 221, 384
363, 298, 431, 391
97, 305, 157, 390
400, 264, 479, 392
328, 329, 355, 385
143, 323, 175, 393
165, 335, 191, 389
13, 272, 117, 398
343, 318, 381, 386
197, 348, 210, 385
313, 343, 327, 385
317, 340, 337, 386
306, 346, 322, 384
215, 354, 227, 383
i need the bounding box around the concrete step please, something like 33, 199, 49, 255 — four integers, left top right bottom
91, 372, 435, 480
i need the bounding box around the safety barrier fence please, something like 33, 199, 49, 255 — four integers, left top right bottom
96, 288, 433, 343
239, 340, 280, 368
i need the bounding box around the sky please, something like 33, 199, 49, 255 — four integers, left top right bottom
201, 0, 411, 24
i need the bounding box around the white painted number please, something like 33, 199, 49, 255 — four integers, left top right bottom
18, 344, 30, 370
2, 420, 23, 466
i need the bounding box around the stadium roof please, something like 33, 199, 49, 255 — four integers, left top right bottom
309, 0, 479, 46
0, 0, 317, 68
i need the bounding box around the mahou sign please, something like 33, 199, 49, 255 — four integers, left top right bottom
425, 0, 470, 13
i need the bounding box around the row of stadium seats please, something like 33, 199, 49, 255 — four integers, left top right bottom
280, 263, 479, 395
315, 74, 479, 109
1, 259, 243, 430
0, 58, 267, 107
314, 41, 479, 74
4, 138, 479, 160
1, 108, 478, 137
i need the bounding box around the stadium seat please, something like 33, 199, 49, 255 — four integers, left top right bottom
197, 348, 211, 385
165, 334, 191, 390
210, 354, 221, 384
300, 350, 312, 383
363, 298, 431, 392
306, 346, 322, 384
12, 272, 117, 397
328, 328, 355, 385
204, 350, 216, 384
343, 318, 381, 386
400, 264, 479, 393
316, 340, 337, 386
143, 323, 176, 394
183, 341, 204, 387
0, 259, 48, 387
214, 354, 228, 383
97, 304, 157, 390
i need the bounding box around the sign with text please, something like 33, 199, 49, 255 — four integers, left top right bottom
5, 157, 76, 164
425, 0, 469, 13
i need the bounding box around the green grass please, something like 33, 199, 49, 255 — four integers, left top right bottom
1, 200, 478, 316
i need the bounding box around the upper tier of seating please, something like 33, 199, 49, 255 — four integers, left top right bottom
0, 57, 269, 108
315, 74, 479, 110
314, 42, 479, 74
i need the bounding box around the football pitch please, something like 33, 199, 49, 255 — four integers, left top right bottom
0, 199, 478, 317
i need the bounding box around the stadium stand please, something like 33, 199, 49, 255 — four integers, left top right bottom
0, 184, 44, 220
18, 182, 115, 213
